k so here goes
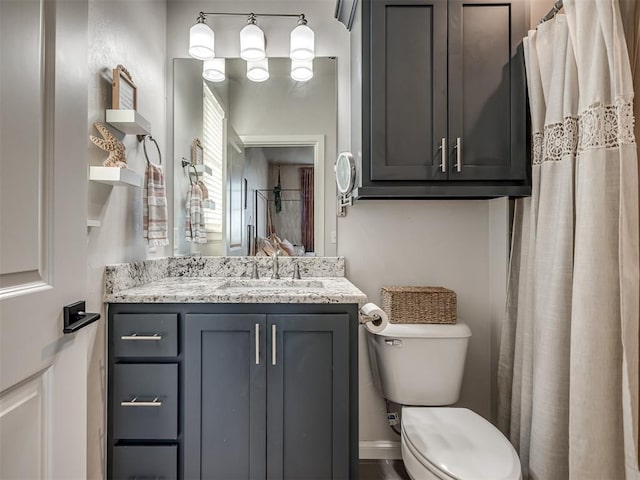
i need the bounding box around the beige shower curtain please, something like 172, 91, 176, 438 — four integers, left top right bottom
498, 0, 639, 478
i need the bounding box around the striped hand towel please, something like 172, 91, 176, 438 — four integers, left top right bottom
185, 183, 207, 244
143, 162, 169, 246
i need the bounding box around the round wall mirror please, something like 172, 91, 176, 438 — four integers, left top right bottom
335, 152, 356, 195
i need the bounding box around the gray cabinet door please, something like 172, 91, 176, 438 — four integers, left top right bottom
447, 0, 528, 181
266, 314, 350, 480
184, 314, 267, 480
369, 0, 448, 181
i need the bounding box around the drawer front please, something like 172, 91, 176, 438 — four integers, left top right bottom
113, 364, 178, 440
113, 445, 177, 479
113, 314, 178, 358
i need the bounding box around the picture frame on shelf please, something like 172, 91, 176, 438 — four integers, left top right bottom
192, 138, 204, 165
112, 65, 137, 110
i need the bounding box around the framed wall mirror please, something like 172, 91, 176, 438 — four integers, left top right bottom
173, 57, 337, 257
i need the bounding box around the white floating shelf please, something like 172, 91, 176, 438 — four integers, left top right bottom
87, 219, 101, 228
89, 166, 142, 187
105, 109, 151, 136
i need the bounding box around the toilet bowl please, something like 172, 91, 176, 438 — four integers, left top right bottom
366, 322, 522, 480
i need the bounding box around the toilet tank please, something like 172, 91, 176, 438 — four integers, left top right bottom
366, 323, 471, 406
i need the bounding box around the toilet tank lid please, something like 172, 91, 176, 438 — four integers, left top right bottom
372, 322, 471, 338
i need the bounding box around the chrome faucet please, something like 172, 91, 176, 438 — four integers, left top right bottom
271, 250, 281, 279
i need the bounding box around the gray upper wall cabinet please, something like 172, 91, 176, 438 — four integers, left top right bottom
355, 0, 531, 198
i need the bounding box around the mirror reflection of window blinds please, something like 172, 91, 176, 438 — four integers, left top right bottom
202, 81, 224, 238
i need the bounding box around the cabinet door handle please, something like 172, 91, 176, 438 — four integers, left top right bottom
120, 396, 162, 407
255, 324, 260, 365
272, 324, 277, 366
439, 137, 447, 173
454, 137, 462, 172
120, 333, 162, 341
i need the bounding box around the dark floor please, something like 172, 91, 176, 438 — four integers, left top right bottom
359, 459, 411, 479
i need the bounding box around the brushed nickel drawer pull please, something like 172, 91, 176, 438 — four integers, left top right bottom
455, 137, 462, 172
439, 137, 447, 173
121, 333, 163, 341
120, 396, 163, 407
272, 324, 277, 366
255, 323, 260, 365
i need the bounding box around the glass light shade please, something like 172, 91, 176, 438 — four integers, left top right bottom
240, 24, 266, 61
202, 58, 226, 82
290, 24, 315, 61
189, 22, 215, 60
247, 59, 269, 82
291, 60, 313, 82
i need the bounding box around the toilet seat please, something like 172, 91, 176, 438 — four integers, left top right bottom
401, 407, 521, 480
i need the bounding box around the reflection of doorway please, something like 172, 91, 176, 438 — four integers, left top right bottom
242, 135, 325, 256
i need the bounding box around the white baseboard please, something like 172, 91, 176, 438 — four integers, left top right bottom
359, 440, 402, 459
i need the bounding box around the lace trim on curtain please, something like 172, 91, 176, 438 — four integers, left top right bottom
532, 100, 636, 165
578, 100, 636, 152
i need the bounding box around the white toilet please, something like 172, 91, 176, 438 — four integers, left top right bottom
366, 322, 522, 480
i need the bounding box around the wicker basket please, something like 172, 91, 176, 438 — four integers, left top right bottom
380, 286, 457, 324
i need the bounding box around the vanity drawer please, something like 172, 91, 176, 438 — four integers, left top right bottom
113, 364, 178, 440
113, 314, 178, 358
113, 445, 177, 479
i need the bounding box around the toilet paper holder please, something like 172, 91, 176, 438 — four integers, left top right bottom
359, 303, 389, 333
359, 311, 381, 324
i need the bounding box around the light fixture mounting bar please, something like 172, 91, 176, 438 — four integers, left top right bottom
197, 12, 306, 19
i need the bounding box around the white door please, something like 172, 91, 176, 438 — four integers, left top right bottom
0, 1, 91, 479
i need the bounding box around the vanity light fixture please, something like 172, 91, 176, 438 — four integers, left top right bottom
189, 13, 215, 60
202, 58, 226, 82
291, 60, 313, 82
247, 58, 269, 82
240, 14, 266, 61
187, 11, 314, 82
290, 15, 315, 62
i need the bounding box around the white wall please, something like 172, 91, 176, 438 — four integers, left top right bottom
339, 200, 508, 446
86, 1, 167, 477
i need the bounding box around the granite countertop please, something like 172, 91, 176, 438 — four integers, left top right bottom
104, 256, 367, 305
104, 276, 367, 304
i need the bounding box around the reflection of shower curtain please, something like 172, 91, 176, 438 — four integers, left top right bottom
498, 1, 639, 478
300, 167, 314, 253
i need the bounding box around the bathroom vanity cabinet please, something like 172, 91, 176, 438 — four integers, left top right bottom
348, 0, 531, 198
107, 303, 359, 480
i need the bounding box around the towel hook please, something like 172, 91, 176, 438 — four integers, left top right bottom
142, 135, 162, 166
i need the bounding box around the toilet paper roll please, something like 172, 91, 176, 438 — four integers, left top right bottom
359, 303, 389, 334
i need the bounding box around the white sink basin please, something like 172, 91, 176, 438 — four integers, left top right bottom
217, 279, 325, 290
